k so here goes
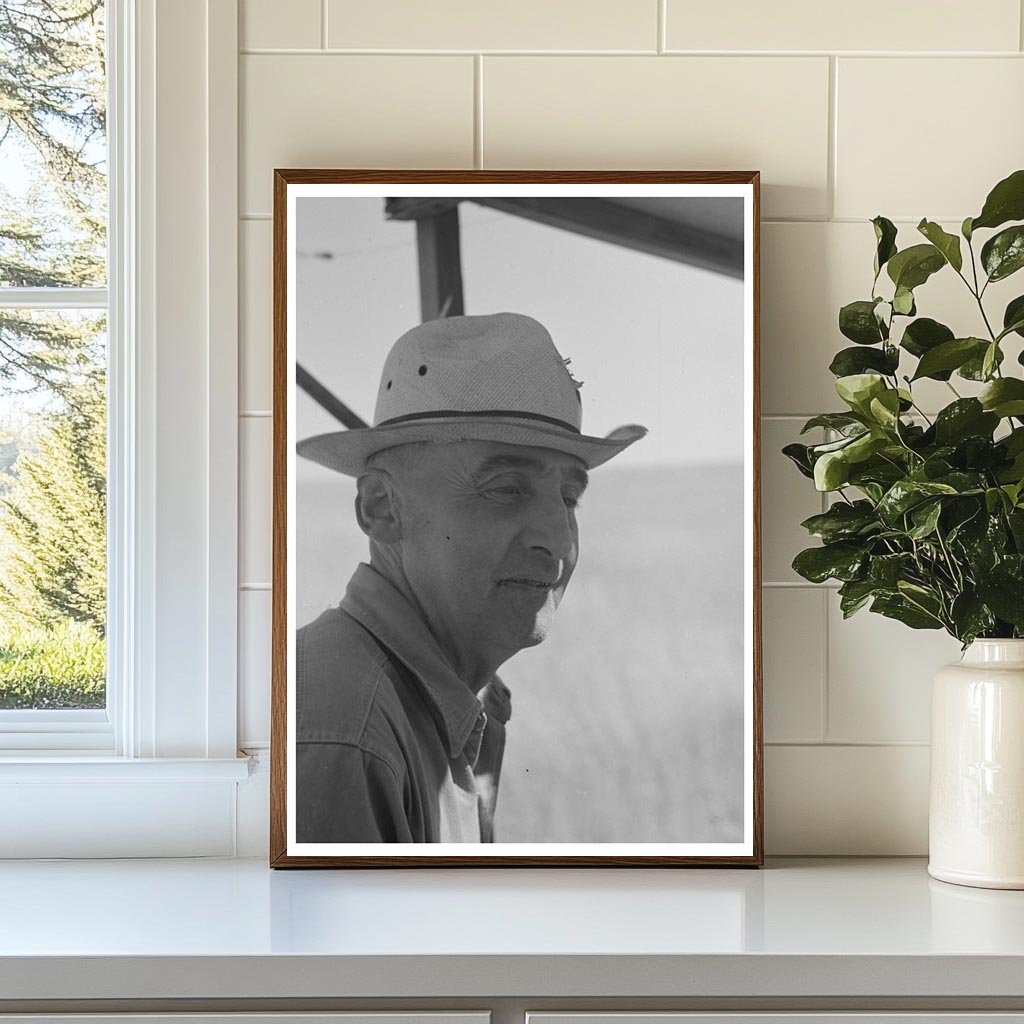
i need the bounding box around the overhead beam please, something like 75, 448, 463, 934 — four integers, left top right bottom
414, 206, 465, 321
296, 363, 368, 429
467, 197, 744, 279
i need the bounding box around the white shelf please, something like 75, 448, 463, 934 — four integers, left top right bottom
1, 857, 1023, 1002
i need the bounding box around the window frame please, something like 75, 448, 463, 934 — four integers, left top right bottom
0, 0, 248, 858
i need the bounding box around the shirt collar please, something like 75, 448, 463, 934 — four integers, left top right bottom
340, 563, 485, 761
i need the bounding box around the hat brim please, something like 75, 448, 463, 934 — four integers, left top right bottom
297, 416, 647, 477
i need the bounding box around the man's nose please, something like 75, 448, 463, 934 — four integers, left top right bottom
522, 491, 576, 562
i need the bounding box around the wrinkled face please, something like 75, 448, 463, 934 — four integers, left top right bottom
397, 440, 587, 658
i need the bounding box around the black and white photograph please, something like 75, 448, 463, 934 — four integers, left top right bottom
272, 172, 762, 866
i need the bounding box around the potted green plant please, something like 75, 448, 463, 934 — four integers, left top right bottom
784, 169, 1024, 889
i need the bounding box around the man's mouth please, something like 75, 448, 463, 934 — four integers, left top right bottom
498, 577, 558, 590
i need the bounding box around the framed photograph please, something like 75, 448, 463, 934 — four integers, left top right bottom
270, 170, 762, 867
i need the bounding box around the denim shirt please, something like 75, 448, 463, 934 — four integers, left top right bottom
296, 563, 511, 843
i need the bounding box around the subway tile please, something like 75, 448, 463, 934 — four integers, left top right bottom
826, 596, 963, 743
239, 589, 272, 747
240, 220, 272, 411
761, 417, 825, 584
241, 0, 321, 50
761, 221, 1021, 416
328, 0, 656, 51
240, 416, 273, 586
765, 744, 929, 854
483, 56, 830, 219
762, 588, 825, 743
666, 0, 1020, 53
836, 58, 1024, 221
240, 55, 474, 214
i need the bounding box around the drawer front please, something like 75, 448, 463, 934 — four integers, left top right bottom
528, 1016, 1024, 1024
0, 1016, 490, 1024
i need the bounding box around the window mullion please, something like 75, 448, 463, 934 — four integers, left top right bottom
0, 287, 108, 310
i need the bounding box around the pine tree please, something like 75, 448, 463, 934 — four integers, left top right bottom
0, 370, 105, 633
0, 0, 106, 397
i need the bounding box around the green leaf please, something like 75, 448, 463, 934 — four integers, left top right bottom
838, 578, 883, 618
782, 442, 815, 479
871, 593, 943, 630
836, 373, 886, 413
950, 592, 996, 644
892, 286, 916, 316
976, 577, 1024, 628
917, 219, 963, 272
911, 337, 987, 381
900, 318, 955, 372
872, 216, 898, 277
814, 450, 851, 491
887, 244, 946, 291
1003, 295, 1024, 339
933, 398, 999, 445
908, 499, 943, 540
800, 501, 879, 543
868, 389, 902, 430
962, 216, 974, 241
829, 345, 899, 378
982, 341, 1001, 381
839, 300, 886, 345
868, 552, 915, 587
979, 377, 1024, 418
959, 344, 1004, 381
981, 225, 1024, 283
792, 543, 866, 584
800, 413, 867, 435
877, 479, 958, 525
971, 169, 1024, 232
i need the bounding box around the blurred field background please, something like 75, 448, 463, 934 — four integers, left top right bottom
297, 459, 745, 843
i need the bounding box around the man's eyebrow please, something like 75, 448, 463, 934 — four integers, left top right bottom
472, 454, 589, 489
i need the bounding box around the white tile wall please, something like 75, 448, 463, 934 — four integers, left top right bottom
235, 1, 1023, 854
483, 56, 831, 219
665, 0, 1021, 53
326, 0, 657, 52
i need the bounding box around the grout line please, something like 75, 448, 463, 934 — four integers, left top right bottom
474, 55, 484, 169
321, 0, 328, 50
237, 47, 1024, 57
827, 56, 838, 221
820, 587, 830, 742
240, 213, 271, 221
761, 585, 839, 593
657, 0, 666, 54
240, 583, 272, 591
1021, 0, 1024, 52
766, 740, 931, 748
240, 410, 272, 417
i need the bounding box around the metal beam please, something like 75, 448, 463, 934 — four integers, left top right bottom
467, 197, 744, 279
415, 207, 465, 322
296, 363, 368, 429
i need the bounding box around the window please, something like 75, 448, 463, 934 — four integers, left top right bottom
0, 0, 110, 748
0, 0, 246, 857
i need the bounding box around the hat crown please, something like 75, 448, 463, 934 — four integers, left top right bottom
373, 313, 582, 431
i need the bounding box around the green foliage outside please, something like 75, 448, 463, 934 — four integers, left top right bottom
0, 1, 107, 708
785, 170, 1024, 647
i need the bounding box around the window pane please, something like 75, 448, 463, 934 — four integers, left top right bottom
0, 1, 107, 289
0, 309, 106, 710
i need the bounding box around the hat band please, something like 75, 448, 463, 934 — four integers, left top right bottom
377, 408, 581, 434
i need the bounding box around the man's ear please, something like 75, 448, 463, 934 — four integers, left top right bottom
355, 468, 402, 544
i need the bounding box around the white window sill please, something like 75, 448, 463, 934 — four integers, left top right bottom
0, 755, 252, 782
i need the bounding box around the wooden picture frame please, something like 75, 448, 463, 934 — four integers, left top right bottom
271, 170, 762, 867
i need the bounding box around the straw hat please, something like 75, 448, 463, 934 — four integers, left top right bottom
297, 312, 647, 477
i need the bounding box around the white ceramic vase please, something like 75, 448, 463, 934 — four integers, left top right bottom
929, 638, 1024, 889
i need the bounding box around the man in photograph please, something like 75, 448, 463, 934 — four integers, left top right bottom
295, 312, 646, 843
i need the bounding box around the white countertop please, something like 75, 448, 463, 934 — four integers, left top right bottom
2, 857, 1024, 1001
